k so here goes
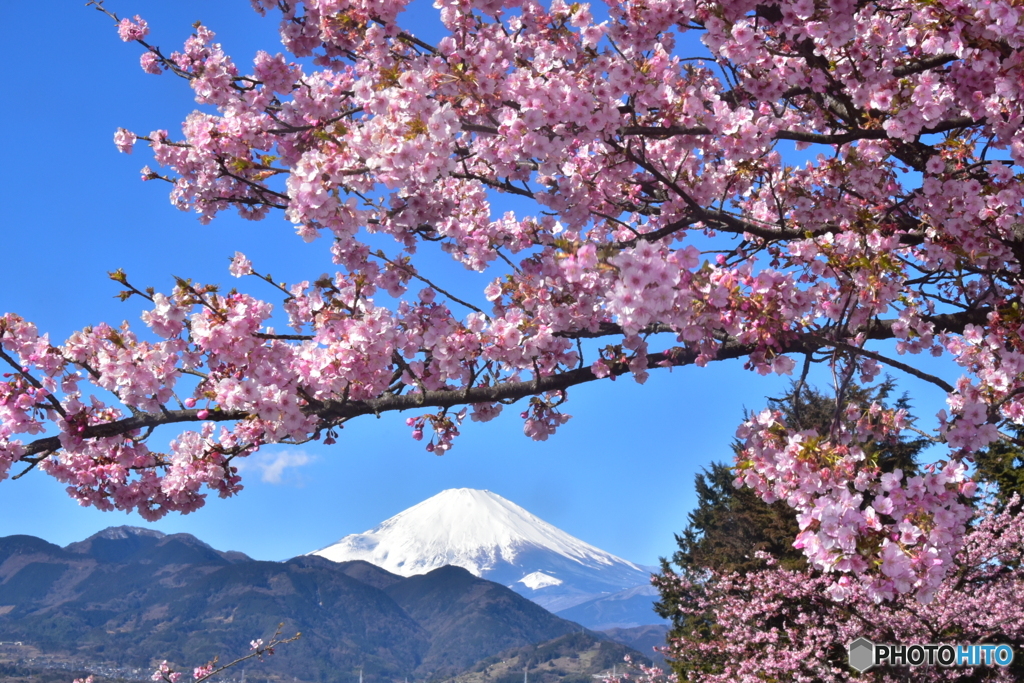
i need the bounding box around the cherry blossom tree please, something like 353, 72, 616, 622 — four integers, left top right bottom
655, 397, 1024, 681
3, 0, 1024, 601
649, 497, 1024, 682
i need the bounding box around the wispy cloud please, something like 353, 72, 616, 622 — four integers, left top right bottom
235, 449, 316, 484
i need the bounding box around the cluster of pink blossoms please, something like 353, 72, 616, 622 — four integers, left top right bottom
734, 405, 976, 602
7, 0, 1022, 596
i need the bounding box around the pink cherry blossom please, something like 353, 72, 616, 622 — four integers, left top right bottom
4, 0, 1024, 600
113, 128, 136, 154
117, 15, 148, 42
229, 252, 254, 278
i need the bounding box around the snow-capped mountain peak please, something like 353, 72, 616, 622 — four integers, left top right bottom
310, 488, 652, 613
313, 488, 638, 575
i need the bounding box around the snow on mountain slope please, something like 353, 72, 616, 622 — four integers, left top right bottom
311, 488, 655, 615
519, 571, 563, 590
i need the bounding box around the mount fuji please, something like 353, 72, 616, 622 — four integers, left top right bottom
310, 488, 660, 622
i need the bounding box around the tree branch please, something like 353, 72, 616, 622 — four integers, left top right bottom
18, 306, 991, 460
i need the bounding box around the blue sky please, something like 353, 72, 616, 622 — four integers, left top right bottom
0, 0, 958, 567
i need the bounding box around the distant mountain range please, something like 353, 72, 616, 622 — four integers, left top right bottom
0, 527, 657, 683
311, 489, 667, 628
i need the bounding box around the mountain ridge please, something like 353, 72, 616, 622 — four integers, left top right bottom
0, 526, 645, 682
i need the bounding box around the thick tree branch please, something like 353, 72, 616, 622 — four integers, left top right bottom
619, 117, 981, 146
17, 307, 990, 461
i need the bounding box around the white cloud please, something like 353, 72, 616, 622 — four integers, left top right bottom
235, 449, 316, 484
